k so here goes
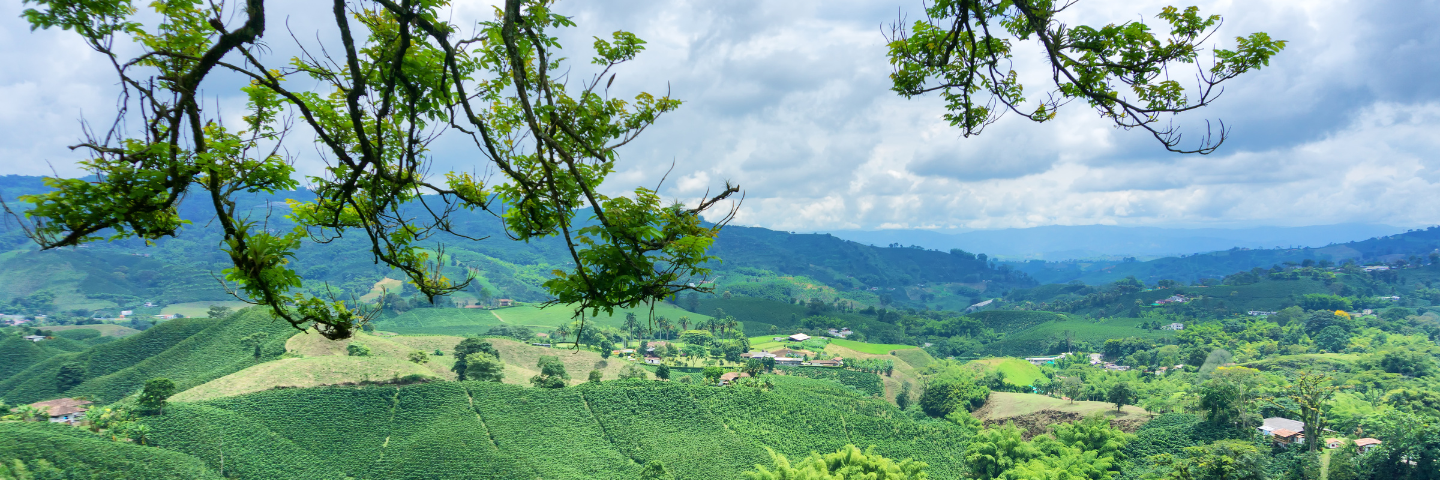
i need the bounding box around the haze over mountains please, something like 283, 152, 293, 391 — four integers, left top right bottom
823, 224, 1409, 261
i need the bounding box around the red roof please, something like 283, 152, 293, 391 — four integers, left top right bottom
1273, 429, 1301, 438
1355, 438, 1382, 446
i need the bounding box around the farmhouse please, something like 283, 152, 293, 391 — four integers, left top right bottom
740, 350, 777, 359
497, 299, 514, 307
808, 358, 843, 367
718, 372, 750, 385
1271, 429, 1304, 446
22, 335, 46, 342
30, 398, 93, 424
1025, 353, 1071, 366
1354, 438, 1382, 453
787, 333, 811, 342
1160, 322, 1184, 331
773, 357, 803, 366
644, 356, 662, 365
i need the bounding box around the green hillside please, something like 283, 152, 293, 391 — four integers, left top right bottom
0, 309, 296, 404
0, 336, 54, 381
0, 422, 222, 479
141, 378, 969, 479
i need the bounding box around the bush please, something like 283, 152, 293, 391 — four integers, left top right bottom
346, 343, 371, 357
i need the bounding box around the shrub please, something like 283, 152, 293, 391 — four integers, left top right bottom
346, 343, 371, 357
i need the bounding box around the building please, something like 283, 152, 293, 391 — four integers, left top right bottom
29, 398, 93, 424
1161, 322, 1184, 331
718, 372, 750, 385
1025, 353, 1070, 366
740, 350, 777, 359
964, 299, 994, 313
1248, 311, 1277, 316
644, 356, 662, 365
773, 357, 803, 366
1354, 438, 1382, 453
497, 299, 514, 307
809, 358, 843, 367
788, 333, 811, 342
1271, 429, 1304, 446
1154, 295, 1188, 305
22, 335, 46, 342
644, 341, 670, 356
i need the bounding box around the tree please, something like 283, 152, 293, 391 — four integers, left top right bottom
619, 364, 649, 381
746, 445, 927, 480
407, 351, 428, 364
703, 366, 726, 384
964, 425, 1038, 480
886, 0, 1285, 154
623, 312, 641, 347
452, 338, 500, 379
463, 354, 506, 383
55, 362, 86, 391
897, 381, 913, 411
640, 460, 674, 480
14, 0, 741, 342
530, 355, 569, 388
1150, 440, 1267, 480
239, 332, 268, 358
1198, 379, 1243, 427
920, 376, 990, 417
588, 369, 603, 383
1314, 325, 1350, 352
207, 305, 233, 320
137, 378, 176, 415
1061, 377, 1084, 404
1267, 372, 1339, 453
655, 364, 671, 380
741, 359, 765, 377
346, 343, 371, 356
1107, 382, 1135, 413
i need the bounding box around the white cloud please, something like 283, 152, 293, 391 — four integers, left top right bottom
2, 0, 1438, 232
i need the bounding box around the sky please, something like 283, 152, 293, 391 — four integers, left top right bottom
1, 0, 1438, 232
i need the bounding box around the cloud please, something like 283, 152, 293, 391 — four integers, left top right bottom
2, 0, 1438, 232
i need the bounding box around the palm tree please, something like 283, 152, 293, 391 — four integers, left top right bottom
555, 323, 571, 342
656, 317, 672, 341
622, 313, 640, 346
679, 316, 690, 332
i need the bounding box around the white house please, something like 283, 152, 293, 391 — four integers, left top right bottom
30, 398, 92, 424
22, 335, 46, 342
787, 333, 811, 342
1161, 323, 1184, 331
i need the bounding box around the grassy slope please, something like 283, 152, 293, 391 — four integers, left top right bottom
0, 422, 221, 479
0, 336, 54, 382
0, 309, 297, 404
974, 391, 1149, 422
161, 300, 251, 318
376, 303, 714, 336
966, 358, 1046, 387
175, 335, 637, 402
143, 378, 971, 479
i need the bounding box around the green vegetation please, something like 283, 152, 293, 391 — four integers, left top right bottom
0, 309, 296, 404
830, 338, 917, 355
964, 358, 1045, 388
775, 367, 884, 397
0, 422, 221, 479
136, 378, 971, 479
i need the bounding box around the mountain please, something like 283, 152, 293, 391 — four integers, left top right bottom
1008, 226, 1440, 285
824, 224, 1407, 260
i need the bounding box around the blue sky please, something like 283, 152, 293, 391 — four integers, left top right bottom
1, 0, 1437, 231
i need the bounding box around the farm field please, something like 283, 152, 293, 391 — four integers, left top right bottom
830, 338, 917, 354
981, 317, 1176, 356
974, 391, 1149, 423
141, 378, 972, 479
376, 302, 713, 336
161, 300, 251, 318
40, 324, 141, 337
966, 357, 1046, 388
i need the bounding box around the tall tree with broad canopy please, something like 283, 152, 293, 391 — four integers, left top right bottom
10, 0, 741, 340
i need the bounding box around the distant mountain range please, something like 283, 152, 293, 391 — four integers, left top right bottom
821, 224, 1409, 260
